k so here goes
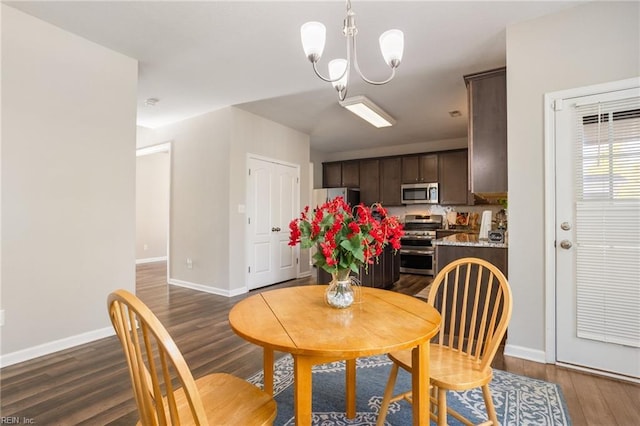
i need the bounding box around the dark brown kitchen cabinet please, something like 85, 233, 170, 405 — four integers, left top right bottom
402, 154, 438, 183
438, 150, 468, 205
323, 162, 342, 187
464, 67, 507, 195
359, 159, 380, 205
322, 161, 360, 188
435, 245, 507, 278
316, 245, 399, 289
379, 157, 402, 206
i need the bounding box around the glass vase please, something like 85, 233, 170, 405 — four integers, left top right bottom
325, 269, 355, 309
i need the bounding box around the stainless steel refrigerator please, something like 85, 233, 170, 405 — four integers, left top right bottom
312, 187, 360, 209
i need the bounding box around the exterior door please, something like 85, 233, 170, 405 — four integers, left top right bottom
554, 86, 640, 379
247, 156, 299, 290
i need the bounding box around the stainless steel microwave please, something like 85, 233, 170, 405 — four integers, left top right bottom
401, 183, 439, 204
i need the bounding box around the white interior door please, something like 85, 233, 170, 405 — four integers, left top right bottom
555, 87, 640, 379
247, 157, 299, 290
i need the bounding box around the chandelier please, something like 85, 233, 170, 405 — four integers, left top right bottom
300, 0, 404, 101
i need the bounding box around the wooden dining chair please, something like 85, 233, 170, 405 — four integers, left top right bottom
108, 289, 277, 426
377, 257, 512, 426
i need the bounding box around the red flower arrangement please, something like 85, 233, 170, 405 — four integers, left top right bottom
288, 196, 404, 275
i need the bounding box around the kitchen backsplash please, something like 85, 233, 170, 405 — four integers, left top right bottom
387, 204, 505, 229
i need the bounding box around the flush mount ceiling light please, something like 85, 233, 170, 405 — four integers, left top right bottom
339, 96, 396, 128
144, 98, 159, 106
301, 0, 404, 101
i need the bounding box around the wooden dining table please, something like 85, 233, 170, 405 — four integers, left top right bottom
229, 285, 441, 426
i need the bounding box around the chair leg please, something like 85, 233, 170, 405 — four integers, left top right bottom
481, 384, 498, 425
437, 386, 447, 426
376, 363, 400, 426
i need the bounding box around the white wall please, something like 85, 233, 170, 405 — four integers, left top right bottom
1, 5, 137, 364
136, 152, 170, 262
229, 107, 311, 288
505, 1, 639, 361
141, 107, 310, 295
142, 109, 233, 293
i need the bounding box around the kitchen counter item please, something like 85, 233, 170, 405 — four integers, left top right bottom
479, 210, 492, 240
433, 232, 508, 249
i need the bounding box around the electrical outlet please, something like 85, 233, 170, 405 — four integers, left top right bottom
0, 309, 5, 327
186, 258, 193, 269
143, 244, 148, 251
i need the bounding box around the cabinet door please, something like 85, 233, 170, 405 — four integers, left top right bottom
359, 159, 380, 205
323, 162, 342, 188
341, 161, 360, 187
401, 156, 420, 183
380, 157, 402, 206
465, 68, 507, 194
419, 154, 438, 182
439, 150, 468, 205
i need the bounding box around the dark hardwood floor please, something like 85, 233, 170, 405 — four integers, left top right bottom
1, 262, 638, 425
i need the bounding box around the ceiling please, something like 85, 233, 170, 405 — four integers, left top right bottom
6, 1, 582, 153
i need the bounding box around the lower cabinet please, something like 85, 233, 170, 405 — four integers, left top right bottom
435, 245, 507, 277
434, 244, 508, 343
317, 245, 400, 289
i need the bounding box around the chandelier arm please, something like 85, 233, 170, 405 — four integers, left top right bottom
351, 34, 398, 86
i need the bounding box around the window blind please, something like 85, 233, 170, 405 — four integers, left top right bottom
573, 95, 640, 348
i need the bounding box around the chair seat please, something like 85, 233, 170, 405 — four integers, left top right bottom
136, 372, 277, 426
388, 344, 493, 391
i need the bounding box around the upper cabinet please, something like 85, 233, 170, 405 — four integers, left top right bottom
380, 157, 402, 206
401, 154, 438, 183
359, 158, 380, 206
464, 67, 507, 195
438, 150, 468, 205
323, 160, 360, 188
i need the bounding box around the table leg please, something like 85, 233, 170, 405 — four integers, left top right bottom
263, 348, 274, 395
293, 355, 313, 426
345, 358, 356, 418
412, 343, 430, 426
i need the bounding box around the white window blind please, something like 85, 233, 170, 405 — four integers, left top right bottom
573, 95, 640, 348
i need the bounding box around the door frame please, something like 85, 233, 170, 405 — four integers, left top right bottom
136, 141, 172, 284
543, 77, 640, 372
245, 153, 301, 290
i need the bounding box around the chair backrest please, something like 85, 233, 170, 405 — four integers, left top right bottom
428, 257, 512, 371
108, 289, 209, 426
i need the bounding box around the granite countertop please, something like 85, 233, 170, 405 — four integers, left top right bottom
433, 233, 508, 249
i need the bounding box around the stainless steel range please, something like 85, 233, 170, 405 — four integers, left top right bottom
400, 214, 443, 276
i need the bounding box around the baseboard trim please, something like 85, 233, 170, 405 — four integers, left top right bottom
136, 256, 167, 264
168, 278, 246, 297
0, 326, 114, 368
504, 343, 547, 364
298, 271, 312, 278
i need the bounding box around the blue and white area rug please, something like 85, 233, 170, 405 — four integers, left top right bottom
247, 354, 571, 425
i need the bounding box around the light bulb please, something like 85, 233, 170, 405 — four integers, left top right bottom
301, 22, 326, 63
379, 29, 404, 68
328, 59, 348, 92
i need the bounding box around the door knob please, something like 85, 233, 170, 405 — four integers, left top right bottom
560, 240, 572, 249
272, 227, 281, 232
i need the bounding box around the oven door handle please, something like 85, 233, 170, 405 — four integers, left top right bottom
400, 249, 434, 255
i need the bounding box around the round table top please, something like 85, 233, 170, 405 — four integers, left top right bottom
229, 285, 441, 358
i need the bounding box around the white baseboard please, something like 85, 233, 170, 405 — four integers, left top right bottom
168, 278, 246, 297
504, 343, 547, 364
136, 256, 167, 264
0, 326, 114, 368
298, 271, 312, 278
